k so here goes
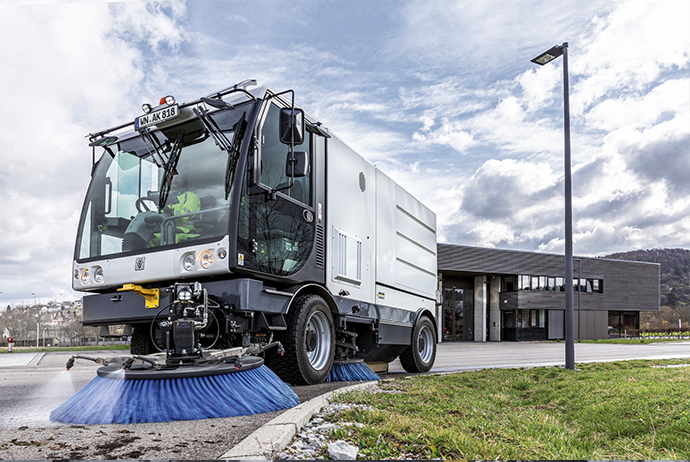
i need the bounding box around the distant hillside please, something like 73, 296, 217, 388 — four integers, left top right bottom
601, 248, 690, 308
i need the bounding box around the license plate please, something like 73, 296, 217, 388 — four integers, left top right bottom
135, 104, 179, 129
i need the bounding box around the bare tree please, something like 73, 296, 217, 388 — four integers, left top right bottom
0, 305, 42, 345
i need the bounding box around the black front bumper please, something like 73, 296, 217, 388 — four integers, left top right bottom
82, 278, 293, 326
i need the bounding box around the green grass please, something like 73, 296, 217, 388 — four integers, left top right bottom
579, 338, 689, 344
328, 359, 690, 459
0, 344, 130, 354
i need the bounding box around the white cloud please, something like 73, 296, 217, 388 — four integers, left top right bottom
516, 64, 561, 113
0, 2, 186, 306
226, 14, 248, 24
573, 0, 690, 112
585, 79, 689, 131
391, 0, 613, 74
413, 118, 475, 153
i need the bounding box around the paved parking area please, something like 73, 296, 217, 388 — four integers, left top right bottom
387, 340, 690, 374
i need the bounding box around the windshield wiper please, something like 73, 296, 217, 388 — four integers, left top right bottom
225, 115, 247, 200
138, 127, 168, 168
193, 106, 247, 200
157, 131, 185, 210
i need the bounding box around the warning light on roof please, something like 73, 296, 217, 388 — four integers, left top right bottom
161, 95, 176, 106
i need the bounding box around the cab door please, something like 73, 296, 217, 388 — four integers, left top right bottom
236, 100, 317, 280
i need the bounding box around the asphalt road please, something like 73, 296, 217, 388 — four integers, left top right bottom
0, 350, 350, 460
1, 340, 689, 459
388, 339, 690, 374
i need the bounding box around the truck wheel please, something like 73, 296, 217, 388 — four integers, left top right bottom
130, 326, 156, 355
277, 294, 335, 385
400, 316, 436, 373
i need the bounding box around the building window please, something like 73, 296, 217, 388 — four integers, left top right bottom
590, 279, 603, 293
501, 276, 517, 292
514, 274, 602, 294
608, 311, 638, 337
515, 309, 547, 340
529, 310, 543, 327
547, 277, 556, 291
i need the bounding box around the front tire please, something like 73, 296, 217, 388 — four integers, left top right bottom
274, 294, 335, 385
130, 325, 156, 355
400, 316, 436, 373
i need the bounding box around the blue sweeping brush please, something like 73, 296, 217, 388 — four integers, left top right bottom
327, 359, 380, 382
50, 358, 299, 424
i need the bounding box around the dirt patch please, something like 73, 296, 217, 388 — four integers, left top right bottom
95, 435, 140, 455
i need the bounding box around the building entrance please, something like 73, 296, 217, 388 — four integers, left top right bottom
442, 286, 474, 341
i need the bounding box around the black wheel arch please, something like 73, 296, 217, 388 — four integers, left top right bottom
286, 283, 339, 318
414, 307, 438, 331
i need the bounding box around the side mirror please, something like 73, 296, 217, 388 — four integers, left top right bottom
286, 151, 308, 178
279, 108, 305, 145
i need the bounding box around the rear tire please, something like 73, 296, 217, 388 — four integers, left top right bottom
400, 316, 436, 373
271, 294, 335, 385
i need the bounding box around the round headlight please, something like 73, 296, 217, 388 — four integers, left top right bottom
199, 250, 215, 269
93, 266, 104, 284
183, 253, 195, 271
80, 268, 90, 285
217, 248, 227, 260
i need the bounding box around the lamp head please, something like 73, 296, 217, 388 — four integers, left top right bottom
531, 44, 565, 66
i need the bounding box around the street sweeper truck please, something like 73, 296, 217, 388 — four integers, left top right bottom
73, 79, 438, 386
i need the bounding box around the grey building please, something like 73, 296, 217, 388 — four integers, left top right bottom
437, 243, 660, 342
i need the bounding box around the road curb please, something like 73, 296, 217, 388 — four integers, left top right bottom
218, 381, 376, 460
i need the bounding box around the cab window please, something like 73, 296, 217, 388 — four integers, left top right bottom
259, 103, 312, 205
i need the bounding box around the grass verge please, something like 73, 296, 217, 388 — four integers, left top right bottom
579, 338, 690, 344
329, 359, 690, 459
0, 344, 130, 354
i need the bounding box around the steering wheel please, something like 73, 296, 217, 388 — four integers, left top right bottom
136, 196, 157, 213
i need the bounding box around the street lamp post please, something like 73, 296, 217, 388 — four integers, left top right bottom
531, 42, 575, 370
574, 258, 581, 342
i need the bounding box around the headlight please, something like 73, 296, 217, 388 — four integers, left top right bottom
217, 248, 227, 260
93, 266, 104, 283
80, 268, 90, 285
183, 253, 195, 271
199, 249, 215, 269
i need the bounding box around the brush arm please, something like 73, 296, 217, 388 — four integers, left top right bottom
65, 354, 126, 370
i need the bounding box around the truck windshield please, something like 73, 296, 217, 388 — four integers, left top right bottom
76, 108, 246, 261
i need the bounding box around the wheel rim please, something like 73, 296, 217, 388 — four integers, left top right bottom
305, 310, 332, 370
418, 324, 434, 364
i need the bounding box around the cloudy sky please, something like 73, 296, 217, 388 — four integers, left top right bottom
0, 0, 688, 307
